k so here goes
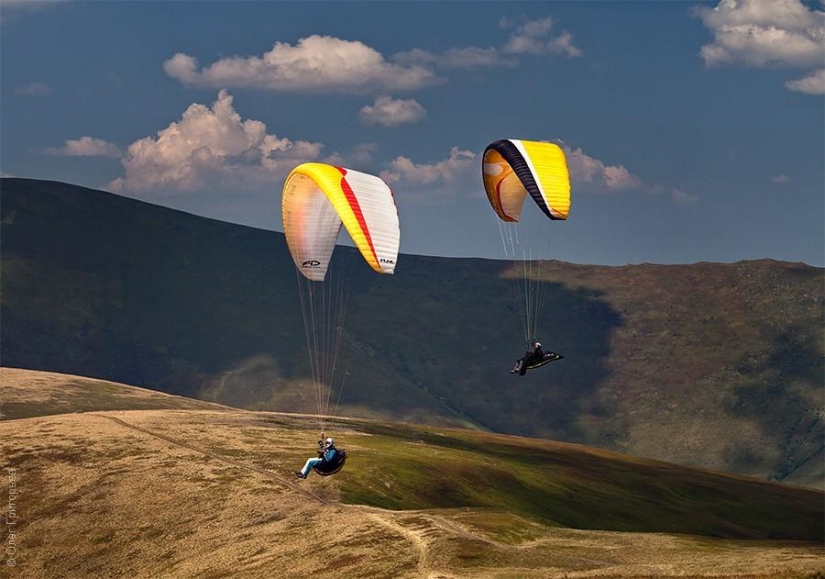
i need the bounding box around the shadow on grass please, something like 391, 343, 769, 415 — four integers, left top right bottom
3, 179, 619, 442
342, 253, 623, 443
725, 327, 825, 481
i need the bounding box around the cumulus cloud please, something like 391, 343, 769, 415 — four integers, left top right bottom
46, 137, 121, 158
164, 17, 581, 96
15, 82, 50, 96
672, 188, 700, 205
565, 144, 699, 204
392, 16, 583, 69
501, 16, 583, 57
380, 147, 476, 185
324, 143, 379, 168
564, 145, 699, 204
0, 0, 66, 24
563, 146, 643, 191
108, 90, 327, 193
379, 142, 656, 203
394, 46, 517, 68
164, 35, 439, 93
785, 67, 825, 94
0, 0, 63, 8
360, 95, 427, 127
694, 0, 824, 69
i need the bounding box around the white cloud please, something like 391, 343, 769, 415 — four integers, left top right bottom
565, 145, 700, 204
379, 143, 653, 203
672, 188, 700, 205
108, 90, 327, 193
0, 0, 66, 24
380, 147, 476, 185
394, 46, 517, 68
393, 16, 586, 70
164, 18, 582, 102
360, 96, 427, 127
323, 143, 379, 168
164, 35, 439, 93
785, 67, 825, 94
46, 137, 121, 158
694, 0, 825, 68
0, 0, 63, 7
442, 46, 518, 67
563, 146, 643, 191
163, 53, 199, 83
15, 82, 50, 96
501, 16, 583, 57
772, 174, 791, 183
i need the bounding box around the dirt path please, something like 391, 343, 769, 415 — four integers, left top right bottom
91, 413, 775, 578
367, 513, 434, 577
100, 412, 470, 578
5, 408, 824, 578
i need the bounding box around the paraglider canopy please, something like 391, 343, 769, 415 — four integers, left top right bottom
282, 162, 400, 281
482, 138, 572, 348
482, 139, 571, 223
281, 161, 401, 448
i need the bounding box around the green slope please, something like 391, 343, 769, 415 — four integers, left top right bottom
335, 420, 823, 541
1, 368, 822, 546
1, 177, 823, 488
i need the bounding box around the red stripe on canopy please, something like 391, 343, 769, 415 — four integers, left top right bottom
336, 166, 379, 266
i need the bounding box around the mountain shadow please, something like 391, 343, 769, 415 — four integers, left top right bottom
339, 253, 623, 442
3, 178, 823, 487
1, 179, 302, 399
725, 326, 825, 482
1, 179, 622, 441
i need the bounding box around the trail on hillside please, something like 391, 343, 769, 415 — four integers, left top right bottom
367, 513, 432, 577
365, 508, 619, 575
99, 414, 329, 504
5, 409, 824, 578
95, 412, 806, 577
100, 413, 467, 577
97, 413, 549, 576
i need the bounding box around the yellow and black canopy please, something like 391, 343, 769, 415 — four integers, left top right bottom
482, 139, 571, 223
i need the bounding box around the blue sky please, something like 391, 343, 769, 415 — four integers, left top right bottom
2, 0, 823, 266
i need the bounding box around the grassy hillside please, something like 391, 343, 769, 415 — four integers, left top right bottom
0, 367, 231, 420
0, 178, 472, 429
1, 371, 822, 578
1, 177, 822, 488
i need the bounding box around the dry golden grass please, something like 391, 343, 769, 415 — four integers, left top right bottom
0, 367, 229, 420
1, 369, 823, 578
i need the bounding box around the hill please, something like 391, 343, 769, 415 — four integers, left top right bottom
1, 370, 823, 578
0, 367, 231, 420
1, 177, 822, 488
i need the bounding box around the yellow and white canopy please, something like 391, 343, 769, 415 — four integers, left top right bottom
282, 162, 400, 281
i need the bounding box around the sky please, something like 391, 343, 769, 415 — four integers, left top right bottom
1, 0, 823, 267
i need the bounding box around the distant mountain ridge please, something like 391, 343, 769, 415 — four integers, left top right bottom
2, 178, 822, 488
